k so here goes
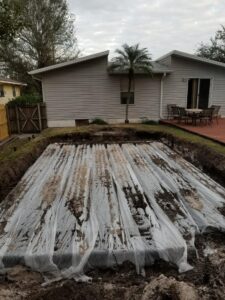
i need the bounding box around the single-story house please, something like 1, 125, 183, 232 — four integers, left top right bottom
29, 50, 225, 127
0, 77, 27, 105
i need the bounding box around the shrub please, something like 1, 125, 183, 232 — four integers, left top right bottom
90, 118, 108, 125
7, 94, 43, 107
141, 119, 159, 125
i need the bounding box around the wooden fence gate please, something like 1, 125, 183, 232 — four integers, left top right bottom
0, 104, 9, 141
7, 103, 47, 134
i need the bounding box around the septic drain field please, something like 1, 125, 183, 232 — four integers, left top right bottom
0, 127, 225, 299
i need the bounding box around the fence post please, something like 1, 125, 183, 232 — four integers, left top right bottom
37, 103, 42, 132
15, 106, 20, 134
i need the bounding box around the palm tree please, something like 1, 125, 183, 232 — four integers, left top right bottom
109, 44, 152, 123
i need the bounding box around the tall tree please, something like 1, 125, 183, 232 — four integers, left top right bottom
109, 44, 152, 123
196, 25, 225, 63
0, 0, 23, 42
0, 0, 78, 92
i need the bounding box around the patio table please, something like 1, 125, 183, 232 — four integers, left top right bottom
185, 108, 203, 125
185, 108, 203, 113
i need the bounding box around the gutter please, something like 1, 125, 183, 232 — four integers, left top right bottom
0, 81, 27, 86
160, 73, 167, 119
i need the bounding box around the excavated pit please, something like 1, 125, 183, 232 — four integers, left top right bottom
0, 141, 225, 283
1, 128, 225, 204
1, 128, 225, 299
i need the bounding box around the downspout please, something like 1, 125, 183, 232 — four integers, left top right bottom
160, 72, 167, 119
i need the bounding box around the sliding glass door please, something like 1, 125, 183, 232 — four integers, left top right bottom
187, 78, 210, 109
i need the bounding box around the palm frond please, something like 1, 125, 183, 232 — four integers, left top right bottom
110, 43, 152, 75
115, 47, 128, 59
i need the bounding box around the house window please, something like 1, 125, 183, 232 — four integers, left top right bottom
187, 78, 210, 109
120, 92, 135, 104
12, 86, 16, 97
0, 85, 4, 97
120, 77, 135, 105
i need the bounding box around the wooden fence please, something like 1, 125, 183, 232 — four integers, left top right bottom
7, 103, 47, 134
0, 104, 9, 141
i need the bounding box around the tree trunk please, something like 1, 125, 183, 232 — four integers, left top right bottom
125, 71, 132, 124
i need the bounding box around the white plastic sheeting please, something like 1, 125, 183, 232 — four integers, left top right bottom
0, 142, 225, 280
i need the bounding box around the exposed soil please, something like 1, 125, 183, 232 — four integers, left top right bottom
0, 232, 224, 299
180, 188, 204, 211
155, 187, 185, 222
0, 138, 49, 201
217, 205, 225, 217
68, 163, 90, 223
123, 185, 147, 211
42, 175, 62, 206
151, 155, 170, 170
161, 135, 225, 188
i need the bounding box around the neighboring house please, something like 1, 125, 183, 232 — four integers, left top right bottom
0, 77, 27, 105
29, 50, 225, 127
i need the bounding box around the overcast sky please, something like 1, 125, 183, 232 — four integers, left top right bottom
68, 0, 225, 60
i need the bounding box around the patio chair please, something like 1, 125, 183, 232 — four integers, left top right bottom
177, 107, 190, 124
210, 105, 221, 124
169, 105, 180, 121
167, 104, 178, 119
199, 108, 214, 125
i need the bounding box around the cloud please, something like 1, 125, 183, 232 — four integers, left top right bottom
68, 0, 225, 59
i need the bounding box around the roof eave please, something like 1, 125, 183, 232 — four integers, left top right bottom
152, 70, 173, 74
108, 70, 173, 75
155, 50, 175, 62
156, 50, 225, 69
0, 80, 27, 86
29, 50, 110, 76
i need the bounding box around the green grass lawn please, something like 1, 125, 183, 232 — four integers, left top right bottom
0, 124, 225, 164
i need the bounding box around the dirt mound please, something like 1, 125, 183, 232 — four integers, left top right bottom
142, 275, 198, 300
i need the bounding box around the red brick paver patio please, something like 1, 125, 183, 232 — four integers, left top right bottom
161, 118, 225, 145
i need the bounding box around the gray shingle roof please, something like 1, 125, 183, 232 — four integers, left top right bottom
29, 51, 172, 76
148, 61, 172, 74
29, 49, 225, 78
29, 51, 110, 76
156, 50, 225, 69
0, 77, 27, 86
108, 61, 172, 74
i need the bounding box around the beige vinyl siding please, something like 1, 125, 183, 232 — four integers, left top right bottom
42, 56, 161, 123
134, 76, 161, 119
161, 56, 225, 117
